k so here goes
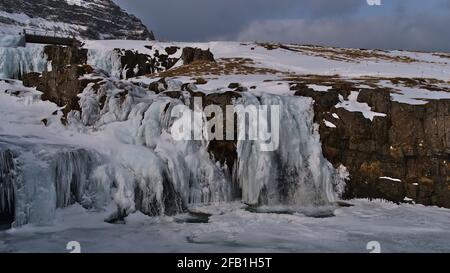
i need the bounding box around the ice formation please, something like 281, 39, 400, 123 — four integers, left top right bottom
87, 48, 122, 78
235, 93, 341, 206
0, 35, 25, 48
0, 40, 353, 227
0, 45, 46, 79
0, 147, 16, 221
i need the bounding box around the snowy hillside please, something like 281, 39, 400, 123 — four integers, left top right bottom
0, 0, 154, 40
1, 38, 450, 252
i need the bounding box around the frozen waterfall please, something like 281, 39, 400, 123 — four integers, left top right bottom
87, 48, 122, 78
10, 145, 104, 227
0, 45, 46, 79
235, 93, 342, 206
1, 77, 346, 227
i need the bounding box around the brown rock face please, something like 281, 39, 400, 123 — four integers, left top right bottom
116, 48, 179, 78
23, 45, 100, 124
294, 85, 450, 207
22, 72, 41, 88
181, 47, 215, 65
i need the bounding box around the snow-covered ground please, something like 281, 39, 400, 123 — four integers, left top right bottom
85, 40, 450, 80
1, 199, 450, 253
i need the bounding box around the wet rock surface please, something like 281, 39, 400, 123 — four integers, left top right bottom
0, 148, 16, 228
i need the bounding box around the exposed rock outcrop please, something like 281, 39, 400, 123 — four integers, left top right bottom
294, 84, 450, 207
0, 0, 155, 40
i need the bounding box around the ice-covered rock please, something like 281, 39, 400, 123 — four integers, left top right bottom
235, 93, 344, 206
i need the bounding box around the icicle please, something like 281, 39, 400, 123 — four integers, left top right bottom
235, 93, 343, 207
53, 149, 98, 208
12, 147, 104, 227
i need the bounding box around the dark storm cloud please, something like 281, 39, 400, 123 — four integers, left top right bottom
113, 0, 364, 41
235, 15, 450, 52
114, 0, 450, 52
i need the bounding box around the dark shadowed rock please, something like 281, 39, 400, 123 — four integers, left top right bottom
0, 148, 16, 228
165, 46, 180, 56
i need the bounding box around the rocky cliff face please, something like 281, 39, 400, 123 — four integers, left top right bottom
0, 0, 154, 40
293, 82, 450, 208
22, 45, 100, 124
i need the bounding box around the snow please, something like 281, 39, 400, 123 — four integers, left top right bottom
380, 81, 450, 105
1, 199, 450, 253
379, 177, 402, 182
0, 76, 347, 227
331, 113, 340, 119
335, 92, 387, 121
0, 11, 87, 38
324, 120, 336, 128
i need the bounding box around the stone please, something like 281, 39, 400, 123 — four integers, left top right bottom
181, 47, 215, 65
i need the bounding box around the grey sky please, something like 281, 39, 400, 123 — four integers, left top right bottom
113, 0, 450, 52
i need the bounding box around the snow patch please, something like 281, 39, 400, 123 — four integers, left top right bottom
379, 176, 402, 182
324, 120, 336, 128
335, 91, 387, 121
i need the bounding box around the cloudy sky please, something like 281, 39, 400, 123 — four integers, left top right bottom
113, 0, 450, 52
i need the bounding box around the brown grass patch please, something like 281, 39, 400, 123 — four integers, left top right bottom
153, 58, 287, 78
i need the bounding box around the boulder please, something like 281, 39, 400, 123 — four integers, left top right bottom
181, 47, 215, 65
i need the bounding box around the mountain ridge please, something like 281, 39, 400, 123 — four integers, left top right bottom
0, 0, 155, 40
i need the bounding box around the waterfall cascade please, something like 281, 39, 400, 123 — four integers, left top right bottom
10, 146, 104, 227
